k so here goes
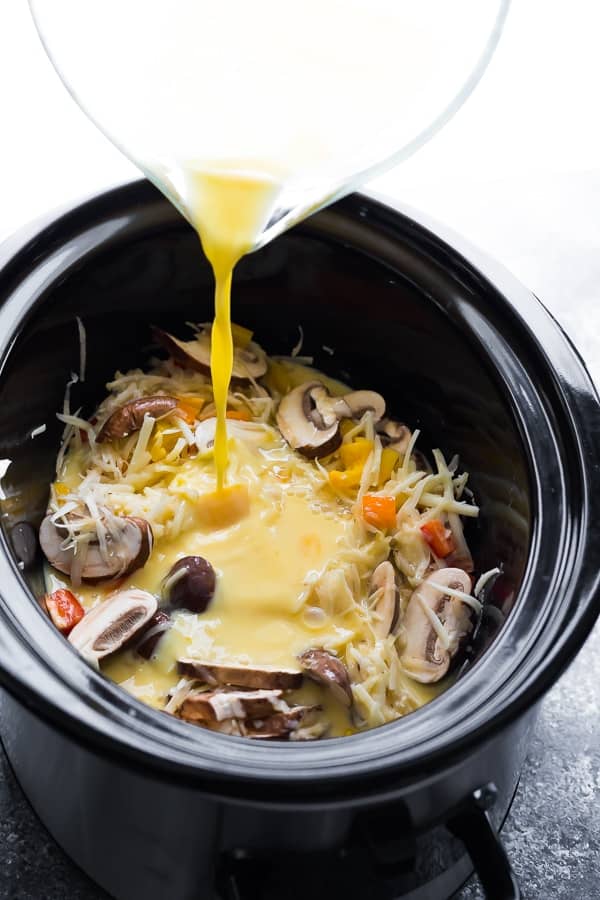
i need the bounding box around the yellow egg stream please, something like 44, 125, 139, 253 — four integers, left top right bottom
184, 166, 282, 488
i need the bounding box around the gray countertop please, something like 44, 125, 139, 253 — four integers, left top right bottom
1, 171, 599, 899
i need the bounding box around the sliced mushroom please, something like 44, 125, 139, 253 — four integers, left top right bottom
369, 560, 400, 638
194, 418, 216, 456
125, 516, 154, 573
276, 382, 344, 458
177, 658, 303, 691
298, 648, 353, 707
152, 327, 267, 380
135, 609, 171, 659
97, 396, 178, 442
400, 568, 473, 684
377, 419, 412, 455
276, 381, 385, 458
39, 513, 153, 582
68, 588, 157, 662
343, 390, 386, 422
177, 688, 286, 723
241, 706, 319, 740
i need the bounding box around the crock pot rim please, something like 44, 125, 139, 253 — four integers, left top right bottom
0, 180, 598, 801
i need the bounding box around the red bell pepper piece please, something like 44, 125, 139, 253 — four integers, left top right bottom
44, 589, 84, 635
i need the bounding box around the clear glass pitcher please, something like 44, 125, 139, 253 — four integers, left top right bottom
29, 0, 509, 251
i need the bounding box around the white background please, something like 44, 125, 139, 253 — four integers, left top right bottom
1, 1, 600, 374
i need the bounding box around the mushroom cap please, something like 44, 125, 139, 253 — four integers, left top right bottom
276, 381, 386, 459
369, 560, 400, 638
241, 706, 319, 740
377, 419, 412, 455
298, 647, 353, 707
97, 396, 178, 442
174, 686, 319, 739
177, 658, 303, 691
68, 588, 158, 662
152, 327, 267, 380
171, 680, 321, 740
39, 513, 153, 582
276, 381, 343, 458
401, 568, 473, 683
177, 688, 285, 723
164, 556, 217, 614
342, 390, 386, 423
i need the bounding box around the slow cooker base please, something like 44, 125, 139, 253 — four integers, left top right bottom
217, 785, 520, 900
0, 687, 523, 900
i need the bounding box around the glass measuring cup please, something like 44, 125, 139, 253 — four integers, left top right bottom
28, 0, 510, 251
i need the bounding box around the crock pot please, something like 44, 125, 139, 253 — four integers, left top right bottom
0, 181, 598, 900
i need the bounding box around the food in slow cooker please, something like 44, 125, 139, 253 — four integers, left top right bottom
39, 323, 491, 740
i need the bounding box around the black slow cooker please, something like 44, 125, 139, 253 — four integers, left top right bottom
0, 181, 598, 900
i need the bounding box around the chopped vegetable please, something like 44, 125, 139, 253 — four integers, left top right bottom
174, 398, 204, 425
339, 438, 373, 469
378, 447, 399, 486
420, 518, 455, 558
149, 423, 180, 461
231, 322, 254, 349
44, 589, 84, 635
329, 438, 373, 490
226, 409, 252, 421
362, 494, 397, 530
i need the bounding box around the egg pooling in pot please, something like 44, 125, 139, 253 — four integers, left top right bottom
41, 325, 488, 740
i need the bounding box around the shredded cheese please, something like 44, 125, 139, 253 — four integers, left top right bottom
416, 591, 451, 650
427, 581, 483, 615
474, 567, 501, 597
291, 325, 304, 357
49, 341, 483, 729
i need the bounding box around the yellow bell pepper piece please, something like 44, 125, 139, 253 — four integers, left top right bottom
263, 360, 291, 396
329, 469, 359, 490
378, 447, 399, 487
150, 443, 166, 462
149, 423, 179, 462
339, 438, 373, 468
231, 322, 254, 349
175, 396, 205, 414
329, 438, 373, 490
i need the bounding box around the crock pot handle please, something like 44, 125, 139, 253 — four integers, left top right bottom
448, 784, 521, 900
218, 783, 520, 900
